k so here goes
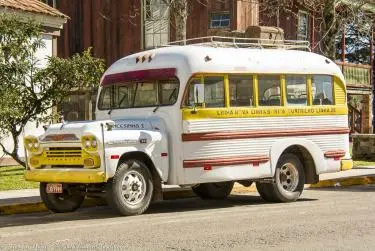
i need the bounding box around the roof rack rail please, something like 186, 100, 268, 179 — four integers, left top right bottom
162, 36, 310, 51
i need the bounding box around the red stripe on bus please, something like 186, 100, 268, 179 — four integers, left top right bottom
182, 127, 350, 142
324, 150, 346, 158
183, 155, 269, 168
101, 68, 177, 86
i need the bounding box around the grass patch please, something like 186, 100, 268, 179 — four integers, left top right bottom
354, 160, 375, 167
0, 166, 39, 191
349, 144, 375, 167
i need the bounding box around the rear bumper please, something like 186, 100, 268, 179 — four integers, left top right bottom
24, 169, 106, 183
341, 159, 353, 171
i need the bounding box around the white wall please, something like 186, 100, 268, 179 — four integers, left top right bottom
0, 34, 53, 159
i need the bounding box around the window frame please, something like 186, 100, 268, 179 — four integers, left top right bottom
285, 74, 308, 106
297, 10, 310, 41
97, 78, 180, 111
257, 74, 283, 107
209, 12, 231, 29
183, 75, 227, 108
143, 0, 170, 49
181, 73, 337, 109
311, 75, 335, 106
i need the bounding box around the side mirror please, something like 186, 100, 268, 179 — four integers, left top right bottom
106, 121, 115, 131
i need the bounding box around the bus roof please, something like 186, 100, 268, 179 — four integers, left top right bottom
102, 45, 345, 86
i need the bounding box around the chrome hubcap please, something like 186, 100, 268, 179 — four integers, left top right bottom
278, 163, 299, 192
121, 170, 146, 205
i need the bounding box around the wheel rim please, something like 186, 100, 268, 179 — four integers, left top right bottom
278, 163, 299, 192
121, 170, 146, 206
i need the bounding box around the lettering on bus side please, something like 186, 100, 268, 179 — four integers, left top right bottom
113, 120, 149, 130
214, 107, 337, 117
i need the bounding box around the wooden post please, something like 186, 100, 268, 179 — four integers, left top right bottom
371, 24, 375, 132
341, 26, 346, 62
370, 28, 374, 75
311, 15, 315, 52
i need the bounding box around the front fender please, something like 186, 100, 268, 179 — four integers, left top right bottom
104, 146, 168, 182
270, 138, 326, 176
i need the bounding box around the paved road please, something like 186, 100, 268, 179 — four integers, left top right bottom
0, 186, 374, 251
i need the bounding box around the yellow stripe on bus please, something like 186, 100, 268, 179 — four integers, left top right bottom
182, 106, 348, 120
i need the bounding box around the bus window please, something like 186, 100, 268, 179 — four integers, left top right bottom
312, 75, 333, 105
258, 75, 281, 106
98, 86, 112, 110
115, 85, 135, 109
160, 80, 179, 105
133, 82, 158, 107
286, 75, 307, 106
98, 79, 179, 110
204, 77, 225, 107
184, 76, 225, 108
229, 75, 253, 107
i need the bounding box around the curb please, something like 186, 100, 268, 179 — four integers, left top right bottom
309, 176, 375, 188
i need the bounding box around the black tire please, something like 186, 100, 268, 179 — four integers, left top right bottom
192, 181, 234, 199
40, 183, 85, 213
256, 154, 305, 202
106, 159, 153, 216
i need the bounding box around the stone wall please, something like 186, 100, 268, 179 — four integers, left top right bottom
352, 134, 375, 160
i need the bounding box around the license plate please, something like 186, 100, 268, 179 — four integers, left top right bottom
46, 183, 63, 194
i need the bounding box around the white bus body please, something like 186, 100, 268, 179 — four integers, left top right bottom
25, 43, 353, 215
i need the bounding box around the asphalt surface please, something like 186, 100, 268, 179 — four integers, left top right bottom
0, 185, 374, 251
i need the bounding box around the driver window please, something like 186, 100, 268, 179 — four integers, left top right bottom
184, 76, 225, 108
258, 75, 281, 106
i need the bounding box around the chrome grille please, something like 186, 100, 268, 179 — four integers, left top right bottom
46, 147, 82, 158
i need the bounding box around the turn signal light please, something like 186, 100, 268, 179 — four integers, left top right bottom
83, 158, 94, 167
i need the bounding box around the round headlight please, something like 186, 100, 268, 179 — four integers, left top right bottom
91, 139, 97, 148
85, 140, 91, 148
33, 142, 39, 149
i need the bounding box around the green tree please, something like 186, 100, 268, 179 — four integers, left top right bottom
0, 14, 105, 166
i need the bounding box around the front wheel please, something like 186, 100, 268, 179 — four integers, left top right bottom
40, 183, 85, 213
106, 160, 153, 216
192, 181, 234, 199
256, 154, 305, 202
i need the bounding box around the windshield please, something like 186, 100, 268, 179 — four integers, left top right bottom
98, 79, 179, 110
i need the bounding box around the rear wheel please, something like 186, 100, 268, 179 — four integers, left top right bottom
106, 159, 153, 216
40, 183, 85, 213
192, 181, 234, 199
256, 154, 305, 202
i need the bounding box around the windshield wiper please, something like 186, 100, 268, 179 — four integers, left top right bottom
153, 105, 160, 113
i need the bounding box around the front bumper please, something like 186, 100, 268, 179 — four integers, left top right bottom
24, 169, 106, 183
341, 159, 353, 171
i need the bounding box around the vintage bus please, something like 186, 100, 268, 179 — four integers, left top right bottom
24, 37, 353, 216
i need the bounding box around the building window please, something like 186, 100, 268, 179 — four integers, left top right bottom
143, 0, 170, 49
42, 0, 56, 8
209, 12, 231, 29
297, 11, 309, 41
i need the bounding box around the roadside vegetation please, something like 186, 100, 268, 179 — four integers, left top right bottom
0, 166, 38, 191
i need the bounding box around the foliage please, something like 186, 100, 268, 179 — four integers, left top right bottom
0, 13, 105, 166
259, 0, 375, 60
0, 166, 39, 191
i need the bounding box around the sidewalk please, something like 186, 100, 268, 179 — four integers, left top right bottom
1, 166, 375, 215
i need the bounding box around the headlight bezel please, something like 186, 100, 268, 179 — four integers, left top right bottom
24, 136, 42, 153
81, 135, 99, 152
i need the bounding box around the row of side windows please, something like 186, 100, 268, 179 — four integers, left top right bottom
183, 74, 336, 108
